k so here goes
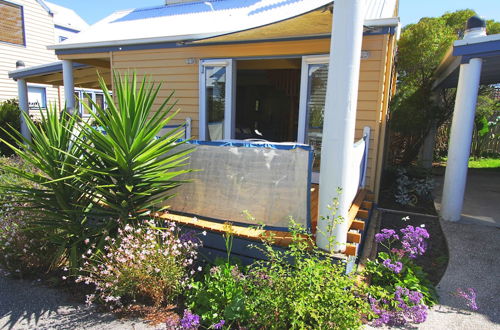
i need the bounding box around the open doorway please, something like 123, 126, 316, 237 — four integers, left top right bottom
235, 58, 301, 142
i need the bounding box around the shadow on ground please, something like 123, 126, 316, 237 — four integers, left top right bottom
0, 272, 152, 330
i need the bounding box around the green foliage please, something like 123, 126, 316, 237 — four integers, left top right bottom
0, 157, 55, 275
389, 10, 500, 164
0, 99, 21, 156
187, 221, 371, 329
0, 72, 191, 274
77, 73, 193, 221
365, 252, 438, 307
0, 106, 102, 273
77, 220, 200, 307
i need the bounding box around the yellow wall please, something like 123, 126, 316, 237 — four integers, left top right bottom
110, 34, 393, 193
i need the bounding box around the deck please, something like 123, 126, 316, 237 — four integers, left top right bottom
159, 184, 374, 258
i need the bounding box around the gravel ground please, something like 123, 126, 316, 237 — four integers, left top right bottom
0, 272, 156, 330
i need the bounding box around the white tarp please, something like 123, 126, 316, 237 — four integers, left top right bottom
345, 138, 366, 207
165, 142, 311, 229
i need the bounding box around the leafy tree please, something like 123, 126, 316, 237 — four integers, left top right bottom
388, 10, 499, 165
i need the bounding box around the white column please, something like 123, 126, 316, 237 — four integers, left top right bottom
441, 58, 482, 221
62, 60, 75, 113
17, 78, 31, 142
316, 0, 365, 252
441, 19, 486, 222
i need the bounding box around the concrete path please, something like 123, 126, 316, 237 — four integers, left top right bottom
0, 271, 155, 330
434, 168, 500, 228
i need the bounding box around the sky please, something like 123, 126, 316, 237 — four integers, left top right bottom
47, 0, 500, 27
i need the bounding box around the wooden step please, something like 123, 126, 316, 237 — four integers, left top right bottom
350, 219, 365, 231
356, 209, 369, 220
361, 201, 373, 210
345, 243, 358, 257
347, 231, 361, 244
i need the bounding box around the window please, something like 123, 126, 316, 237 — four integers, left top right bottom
0, 0, 25, 45
27, 86, 47, 110
74, 90, 107, 117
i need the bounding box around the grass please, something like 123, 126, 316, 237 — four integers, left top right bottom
467, 158, 500, 169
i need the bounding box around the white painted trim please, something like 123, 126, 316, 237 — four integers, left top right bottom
199, 59, 234, 140
364, 17, 399, 27
298, 55, 330, 143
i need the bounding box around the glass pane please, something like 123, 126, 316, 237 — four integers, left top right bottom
95, 93, 105, 109
81, 93, 93, 116
306, 64, 328, 172
205, 66, 226, 141
73, 91, 80, 113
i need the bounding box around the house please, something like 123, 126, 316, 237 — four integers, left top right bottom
0, 0, 90, 115
8, 0, 399, 261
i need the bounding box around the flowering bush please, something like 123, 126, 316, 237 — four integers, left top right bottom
365, 222, 438, 327
187, 221, 371, 329
0, 157, 54, 275
77, 220, 200, 307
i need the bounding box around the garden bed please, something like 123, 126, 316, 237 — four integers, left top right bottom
378, 211, 448, 286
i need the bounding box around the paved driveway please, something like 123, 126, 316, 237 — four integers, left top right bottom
434, 168, 500, 227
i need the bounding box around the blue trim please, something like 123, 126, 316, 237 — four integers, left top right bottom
453, 39, 500, 58
0, 1, 26, 47
55, 24, 80, 33
185, 139, 313, 151
36, 0, 52, 15
8, 62, 88, 79
461, 49, 500, 64
55, 26, 396, 56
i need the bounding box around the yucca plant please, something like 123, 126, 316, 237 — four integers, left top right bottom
0, 72, 193, 274
76, 72, 192, 222
0, 106, 114, 272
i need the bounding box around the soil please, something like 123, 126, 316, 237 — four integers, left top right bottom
379, 211, 449, 286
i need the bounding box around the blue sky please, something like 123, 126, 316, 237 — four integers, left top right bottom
47, 0, 500, 27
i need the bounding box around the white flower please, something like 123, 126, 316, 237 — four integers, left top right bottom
197, 266, 202, 272
62, 276, 67, 280
202, 231, 207, 236
420, 224, 426, 228
402, 216, 410, 222
84, 239, 90, 245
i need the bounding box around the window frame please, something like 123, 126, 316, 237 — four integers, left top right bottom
0, 0, 26, 47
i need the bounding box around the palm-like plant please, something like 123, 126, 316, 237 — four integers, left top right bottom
0, 72, 193, 273
0, 107, 112, 272
78, 73, 192, 222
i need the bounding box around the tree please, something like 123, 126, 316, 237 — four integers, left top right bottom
388, 10, 499, 165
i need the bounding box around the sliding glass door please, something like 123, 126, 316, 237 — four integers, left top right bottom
298, 55, 329, 183
199, 59, 236, 141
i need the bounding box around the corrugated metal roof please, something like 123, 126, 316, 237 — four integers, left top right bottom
49, 0, 398, 51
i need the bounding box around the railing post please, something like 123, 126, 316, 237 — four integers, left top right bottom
360, 126, 371, 188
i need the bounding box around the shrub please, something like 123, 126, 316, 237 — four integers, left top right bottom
0, 157, 54, 274
187, 221, 371, 329
77, 220, 200, 308
0, 72, 192, 274
394, 168, 434, 206
365, 222, 438, 327
0, 99, 20, 156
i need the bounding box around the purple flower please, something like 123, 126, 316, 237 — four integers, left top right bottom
400, 225, 429, 258
375, 229, 399, 243
180, 310, 200, 329
212, 319, 225, 329
456, 288, 479, 311
382, 259, 403, 273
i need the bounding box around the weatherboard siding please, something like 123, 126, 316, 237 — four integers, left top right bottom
110, 34, 391, 191
0, 0, 60, 109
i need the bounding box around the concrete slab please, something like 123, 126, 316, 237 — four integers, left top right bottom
434, 168, 500, 228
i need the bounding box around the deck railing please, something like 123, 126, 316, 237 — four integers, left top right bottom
345, 126, 371, 207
